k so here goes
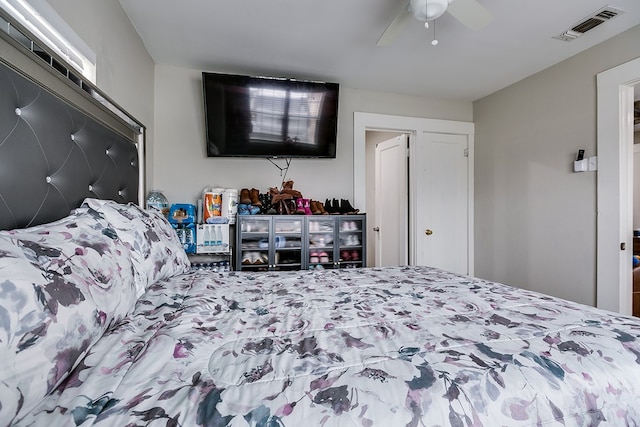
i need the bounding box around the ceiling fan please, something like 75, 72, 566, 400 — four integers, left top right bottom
377, 0, 492, 46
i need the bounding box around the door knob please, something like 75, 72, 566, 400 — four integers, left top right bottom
373, 226, 380, 232
425, 229, 433, 235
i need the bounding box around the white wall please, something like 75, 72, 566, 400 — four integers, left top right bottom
47, 0, 156, 183
474, 24, 640, 306
152, 64, 472, 207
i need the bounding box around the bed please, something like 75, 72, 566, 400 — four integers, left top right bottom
2, 22, 640, 427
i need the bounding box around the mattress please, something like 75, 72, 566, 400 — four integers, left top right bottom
18, 266, 640, 426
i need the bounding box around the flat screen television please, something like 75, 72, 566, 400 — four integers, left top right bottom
202, 72, 339, 158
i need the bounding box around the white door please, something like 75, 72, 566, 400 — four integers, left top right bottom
413, 132, 469, 274
374, 135, 408, 266
596, 57, 640, 314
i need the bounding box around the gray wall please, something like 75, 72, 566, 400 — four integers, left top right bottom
47, 0, 156, 184
474, 24, 640, 306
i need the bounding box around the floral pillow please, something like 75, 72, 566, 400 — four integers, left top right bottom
0, 208, 138, 422
81, 198, 191, 295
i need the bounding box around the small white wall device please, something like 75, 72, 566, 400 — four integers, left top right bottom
574, 149, 597, 172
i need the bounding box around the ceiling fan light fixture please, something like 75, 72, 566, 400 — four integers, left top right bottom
409, 0, 452, 22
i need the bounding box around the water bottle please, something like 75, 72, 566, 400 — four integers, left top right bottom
176, 227, 185, 244
215, 226, 222, 245
205, 226, 213, 246
146, 190, 169, 218
184, 227, 193, 244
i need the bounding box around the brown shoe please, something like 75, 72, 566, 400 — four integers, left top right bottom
240, 188, 251, 204
310, 200, 321, 215
250, 188, 262, 206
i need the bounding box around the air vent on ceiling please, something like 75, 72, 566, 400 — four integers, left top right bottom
553, 6, 624, 42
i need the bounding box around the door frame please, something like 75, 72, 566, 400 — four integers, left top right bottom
596, 56, 640, 314
354, 112, 475, 274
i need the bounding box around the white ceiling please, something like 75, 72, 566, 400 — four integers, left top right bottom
118, 0, 640, 101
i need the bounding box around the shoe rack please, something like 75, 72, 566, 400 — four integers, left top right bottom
307, 215, 366, 270
236, 216, 304, 271
236, 214, 366, 271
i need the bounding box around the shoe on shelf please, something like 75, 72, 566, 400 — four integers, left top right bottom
310, 200, 321, 215
317, 201, 329, 215
339, 199, 348, 214
253, 252, 268, 265
324, 198, 336, 214
319, 252, 329, 263
341, 220, 357, 231
343, 235, 359, 246
240, 188, 252, 204
310, 252, 319, 263
351, 250, 360, 261
333, 199, 342, 214
242, 252, 253, 265
341, 199, 359, 215
250, 188, 262, 206
340, 250, 351, 261
303, 199, 312, 215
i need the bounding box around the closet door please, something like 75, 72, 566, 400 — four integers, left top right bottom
412, 132, 469, 275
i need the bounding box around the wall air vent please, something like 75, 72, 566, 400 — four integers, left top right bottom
553, 6, 624, 42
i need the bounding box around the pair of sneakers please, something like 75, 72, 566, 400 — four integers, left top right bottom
310, 251, 330, 263
342, 235, 360, 246
241, 251, 268, 265
341, 250, 360, 261
309, 220, 331, 232
341, 221, 359, 231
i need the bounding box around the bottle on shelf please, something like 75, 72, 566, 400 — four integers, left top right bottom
215, 226, 222, 245
204, 226, 212, 246
146, 190, 169, 218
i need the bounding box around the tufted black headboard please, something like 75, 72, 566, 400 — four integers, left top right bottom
0, 22, 142, 231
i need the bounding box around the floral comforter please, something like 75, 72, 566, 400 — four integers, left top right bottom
17, 266, 640, 426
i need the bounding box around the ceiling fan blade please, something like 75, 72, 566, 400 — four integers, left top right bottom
377, 1, 412, 46
447, 0, 492, 30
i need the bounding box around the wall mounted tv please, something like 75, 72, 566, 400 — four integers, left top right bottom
202, 72, 339, 158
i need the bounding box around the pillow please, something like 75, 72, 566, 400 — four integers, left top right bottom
81, 199, 190, 294
0, 208, 138, 422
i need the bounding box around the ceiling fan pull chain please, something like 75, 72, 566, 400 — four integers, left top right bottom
431, 19, 439, 45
